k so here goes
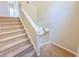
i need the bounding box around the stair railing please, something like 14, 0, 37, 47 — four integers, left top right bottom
18, 2, 40, 56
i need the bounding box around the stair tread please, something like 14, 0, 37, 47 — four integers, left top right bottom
0, 17, 19, 22
0, 33, 26, 42
0, 24, 22, 26
0, 40, 30, 56
0, 21, 20, 22
0, 34, 28, 48
0, 29, 26, 39
22, 49, 35, 57
0, 26, 24, 33
0, 38, 28, 52
0, 21, 21, 24
0, 29, 24, 35
5, 43, 32, 57
15, 45, 33, 57
0, 25, 23, 29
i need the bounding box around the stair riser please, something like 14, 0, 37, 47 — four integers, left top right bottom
0, 22, 21, 25
0, 26, 23, 29
0, 29, 25, 39
5, 44, 32, 57
0, 18, 20, 22
0, 27, 24, 33
0, 41, 30, 57
0, 34, 28, 48
0, 33, 27, 43
0, 24, 22, 27
0, 38, 28, 52
15, 45, 33, 57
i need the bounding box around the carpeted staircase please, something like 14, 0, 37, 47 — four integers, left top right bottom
0, 17, 37, 57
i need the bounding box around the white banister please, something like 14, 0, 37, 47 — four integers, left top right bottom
18, 2, 49, 56
19, 7, 40, 56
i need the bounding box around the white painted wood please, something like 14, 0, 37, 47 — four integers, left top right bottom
19, 5, 40, 56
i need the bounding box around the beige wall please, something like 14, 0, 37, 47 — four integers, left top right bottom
29, 1, 79, 54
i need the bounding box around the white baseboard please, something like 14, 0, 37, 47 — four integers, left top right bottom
40, 41, 77, 56
40, 41, 52, 46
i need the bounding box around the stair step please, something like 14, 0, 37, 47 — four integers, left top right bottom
15, 45, 33, 57
0, 29, 25, 39
4, 44, 32, 57
0, 26, 24, 33
0, 22, 21, 25
0, 17, 20, 22
0, 33, 28, 48
0, 24, 22, 27
0, 40, 30, 56
0, 29, 24, 36
22, 49, 36, 57
0, 38, 28, 52
0, 19, 20, 22
0, 33, 27, 42
0, 25, 23, 29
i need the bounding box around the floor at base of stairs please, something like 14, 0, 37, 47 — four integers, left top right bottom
39, 42, 76, 57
